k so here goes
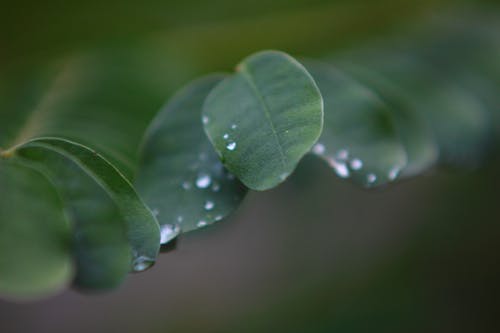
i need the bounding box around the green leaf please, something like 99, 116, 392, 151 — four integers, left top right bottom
331, 62, 439, 178
136, 75, 248, 236
304, 61, 407, 187
0, 161, 73, 300
336, 43, 493, 168
0, 46, 187, 298
0, 48, 184, 179
202, 51, 323, 191
2, 138, 160, 291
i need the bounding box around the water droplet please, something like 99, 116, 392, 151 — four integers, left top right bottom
367, 173, 377, 184
196, 173, 211, 188
223, 133, 229, 140
336, 149, 349, 160
215, 215, 223, 221
182, 181, 191, 190
177, 216, 183, 223
226, 142, 236, 151
197, 220, 208, 228
312, 143, 325, 155
160, 224, 180, 244
132, 256, 154, 272
202, 115, 209, 124
328, 158, 350, 178
231, 124, 237, 130
204, 200, 214, 210
388, 167, 400, 181
212, 183, 220, 192
350, 158, 363, 170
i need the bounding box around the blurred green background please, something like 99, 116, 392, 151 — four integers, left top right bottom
1, 0, 499, 332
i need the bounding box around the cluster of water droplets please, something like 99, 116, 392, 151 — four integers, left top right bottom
312, 143, 374, 185
174, 146, 238, 232
311, 142, 404, 186
222, 123, 238, 151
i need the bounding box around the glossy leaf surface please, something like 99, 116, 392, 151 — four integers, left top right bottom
136, 76, 247, 236
203, 51, 323, 191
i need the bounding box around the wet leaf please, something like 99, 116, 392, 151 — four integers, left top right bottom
304, 61, 407, 187
136, 75, 247, 236
3, 138, 160, 291
333, 62, 439, 178
202, 51, 323, 191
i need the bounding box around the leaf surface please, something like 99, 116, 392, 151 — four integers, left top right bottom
305, 61, 407, 187
136, 76, 247, 236
202, 51, 323, 191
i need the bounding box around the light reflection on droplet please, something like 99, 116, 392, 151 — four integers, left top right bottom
231, 124, 237, 130
350, 158, 363, 170
160, 224, 180, 244
226, 142, 236, 151
196, 173, 211, 188
223, 133, 229, 140
215, 215, 223, 221
204, 200, 214, 210
336, 149, 349, 160
132, 256, 154, 272
388, 167, 400, 181
202, 115, 209, 125
312, 143, 325, 155
151, 209, 159, 217
328, 158, 350, 178
177, 216, 183, 223
367, 173, 377, 184
197, 220, 208, 228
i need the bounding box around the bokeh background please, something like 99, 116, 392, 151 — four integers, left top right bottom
1, 0, 499, 332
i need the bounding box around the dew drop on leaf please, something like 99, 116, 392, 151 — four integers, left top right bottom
350, 159, 363, 170
336, 149, 349, 160
226, 142, 237, 151
160, 224, 180, 244
328, 158, 350, 178
196, 173, 211, 188
204, 200, 215, 210
312, 143, 325, 155
367, 173, 377, 184
132, 256, 155, 272
388, 167, 400, 181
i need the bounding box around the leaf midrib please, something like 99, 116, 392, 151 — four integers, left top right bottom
238, 64, 287, 169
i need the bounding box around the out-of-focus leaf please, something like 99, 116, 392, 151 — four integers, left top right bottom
332, 63, 439, 178
2, 138, 160, 292
136, 76, 247, 237
304, 61, 407, 187
0, 48, 188, 179
203, 51, 323, 191
0, 160, 73, 299
374, 52, 492, 167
